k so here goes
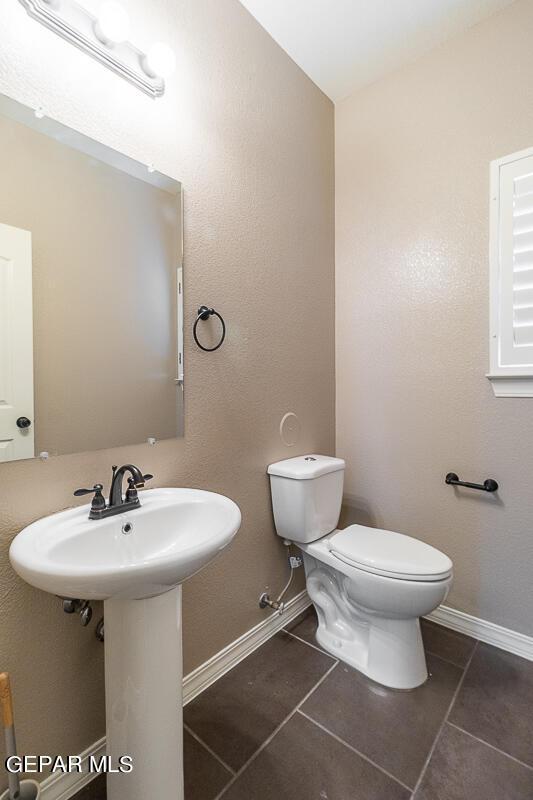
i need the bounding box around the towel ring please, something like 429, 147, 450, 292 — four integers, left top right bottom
193, 306, 226, 352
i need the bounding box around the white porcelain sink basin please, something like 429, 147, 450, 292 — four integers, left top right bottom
10, 487, 241, 600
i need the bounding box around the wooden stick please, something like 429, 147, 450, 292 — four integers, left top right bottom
0, 672, 20, 800
0, 673, 14, 728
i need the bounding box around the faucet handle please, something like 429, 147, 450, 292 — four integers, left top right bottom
125, 473, 153, 503
126, 473, 153, 489
74, 484, 106, 513
74, 483, 104, 497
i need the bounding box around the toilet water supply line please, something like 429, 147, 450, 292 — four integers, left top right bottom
259, 542, 303, 615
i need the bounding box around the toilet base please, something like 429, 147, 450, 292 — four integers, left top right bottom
313, 611, 428, 690
306, 562, 430, 690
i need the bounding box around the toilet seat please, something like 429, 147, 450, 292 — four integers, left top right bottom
326, 525, 453, 582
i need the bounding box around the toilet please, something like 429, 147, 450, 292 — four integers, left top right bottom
268, 454, 453, 689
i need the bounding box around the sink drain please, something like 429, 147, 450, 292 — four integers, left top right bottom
122, 521, 133, 535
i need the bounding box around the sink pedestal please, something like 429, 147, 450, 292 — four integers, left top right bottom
104, 586, 184, 800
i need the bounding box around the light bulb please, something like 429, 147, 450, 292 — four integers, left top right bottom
144, 42, 176, 79
94, 1, 130, 45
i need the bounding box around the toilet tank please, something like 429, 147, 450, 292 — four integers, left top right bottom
267, 455, 345, 543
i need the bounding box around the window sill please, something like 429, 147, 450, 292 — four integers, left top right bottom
487, 374, 533, 397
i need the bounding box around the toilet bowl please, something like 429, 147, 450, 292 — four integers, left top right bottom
268, 455, 453, 690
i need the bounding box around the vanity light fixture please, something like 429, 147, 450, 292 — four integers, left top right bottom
18, 0, 175, 97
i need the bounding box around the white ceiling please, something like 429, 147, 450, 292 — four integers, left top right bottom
238, 0, 515, 102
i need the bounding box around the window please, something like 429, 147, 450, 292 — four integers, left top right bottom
488, 146, 533, 397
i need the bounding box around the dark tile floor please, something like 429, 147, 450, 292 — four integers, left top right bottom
74, 609, 533, 800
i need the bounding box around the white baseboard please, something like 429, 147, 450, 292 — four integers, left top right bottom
40, 738, 106, 800
426, 605, 533, 662
39, 590, 311, 800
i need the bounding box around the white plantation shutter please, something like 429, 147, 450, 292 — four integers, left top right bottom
489, 148, 533, 396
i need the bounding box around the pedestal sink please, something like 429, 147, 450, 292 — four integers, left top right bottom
9, 488, 241, 800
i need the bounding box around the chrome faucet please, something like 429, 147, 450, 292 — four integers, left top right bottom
74, 464, 153, 520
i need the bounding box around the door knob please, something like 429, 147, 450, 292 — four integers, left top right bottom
16, 416, 32, 429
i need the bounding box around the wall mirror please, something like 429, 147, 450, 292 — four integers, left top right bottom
0, 94, 183, 463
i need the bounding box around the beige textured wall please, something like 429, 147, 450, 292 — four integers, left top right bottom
0, 0, 334, 784
0, 114, 182, 456
336, 0, 533, 637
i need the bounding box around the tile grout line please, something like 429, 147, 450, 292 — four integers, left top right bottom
212, 660, 339, 800
423, 647, 473, 671
297, 709, 413, 793
282, 627, 335, 659
183, 723, 237, 777
443, 640, 478, 724
446, 722, 533, 772
410, 640, 479, 798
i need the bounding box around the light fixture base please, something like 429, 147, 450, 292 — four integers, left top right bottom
18, 0, 166, 98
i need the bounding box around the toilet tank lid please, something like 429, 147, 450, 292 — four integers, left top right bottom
267, 455, 345, 480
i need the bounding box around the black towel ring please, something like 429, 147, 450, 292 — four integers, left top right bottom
193, 306, 226, 352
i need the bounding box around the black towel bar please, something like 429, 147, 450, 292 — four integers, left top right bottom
445, 473, 498, 493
